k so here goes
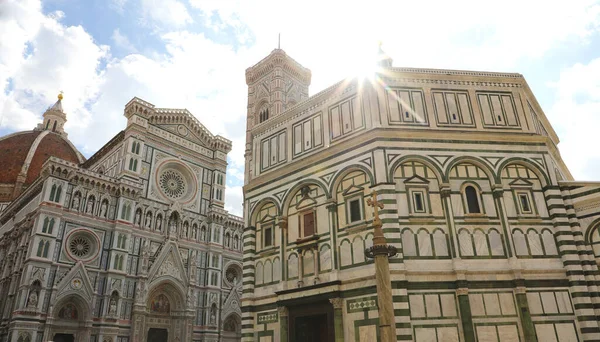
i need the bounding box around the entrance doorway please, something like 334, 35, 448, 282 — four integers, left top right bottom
295, 314, 329, 342
147, 328, 168, 342
289, 301, 334, 342
53, 334, 75, 342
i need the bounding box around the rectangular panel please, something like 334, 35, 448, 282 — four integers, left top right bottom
490, 95, 506, 126
330, 107, 341, 138
457, 93, 473, 124
556, 291, 573, 314
352, 97, 363, 128
313, 116, 322, 146
425, 294, 441, 317
415, 328, 436, 342
555, 323, 578, 342
293, 124, 302, 155
358, 325, 377, 342
278, 132, 286, 162
469, 293, 485, 316
303, 120, 312, 151
341, 101, 352, 134
502, 95, 519, 126
409, 295, 425, 318
261, 140, 269, 170
398, 91, 412, 122
434, 92, 448, 124
541, 291, 558, 314
497, 325, 519, 342
476, 326, 498, 342
412, 91, 426, 123
437, 327, 459, 342
446, 93, 460, 123
535, 324, 558, 342
440, 294, 457, 317
498, 293, 516, 315
483, 293, 501, 315
478, 94, 494, 125
269, 136, 278, 166
388, 90, 401, 122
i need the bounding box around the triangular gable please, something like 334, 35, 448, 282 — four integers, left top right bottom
296, 196, 317, 210
55, 261, 95, 302
221, 288, 242, 319
509, 178, 533, 187
403, 175, 430, 185
342, 184, 364, 196
154, 123, 211, 149
148, 240, 188, 287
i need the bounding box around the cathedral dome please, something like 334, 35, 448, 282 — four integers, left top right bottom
0, 95, 84, 202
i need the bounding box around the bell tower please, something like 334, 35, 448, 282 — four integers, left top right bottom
244, 49, 311, 184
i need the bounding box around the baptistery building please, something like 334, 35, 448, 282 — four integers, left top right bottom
241, 48, 600, 342
0, 95, 243, 342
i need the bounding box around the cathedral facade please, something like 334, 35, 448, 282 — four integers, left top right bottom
241, 49, 600, 342
0, 95, 243, 342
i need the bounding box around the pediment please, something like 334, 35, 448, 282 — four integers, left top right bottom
221, 288, 242, 318
404, 175, 430, 185
296, 196, 317, 210
55, 261, 94, 302
148, 240, 188, 287
154, 122, 212, 149
342, 184, 364, 196
509, 178, 533, 187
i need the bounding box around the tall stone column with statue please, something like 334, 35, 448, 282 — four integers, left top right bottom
365, 190, 397, 342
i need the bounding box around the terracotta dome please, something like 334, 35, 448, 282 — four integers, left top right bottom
0, 130, 83, 202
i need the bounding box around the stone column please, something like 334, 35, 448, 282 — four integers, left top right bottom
297, 251, 304, 287
278, 306, 289, 342
456, 287, 475, 342
515, 285, 537, 342
329, 298, 344, 342
492, 187, 515, 257
313, 246, 320, 284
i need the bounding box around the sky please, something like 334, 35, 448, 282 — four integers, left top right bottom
1, 0, 600, 216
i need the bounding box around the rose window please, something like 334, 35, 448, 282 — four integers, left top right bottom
226, 265, 241, 285
159, 170, 187, 199
65, 229, 99, 262
69, 236, 91, 257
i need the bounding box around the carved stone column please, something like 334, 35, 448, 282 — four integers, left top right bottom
515, 283, 537, 342
278, 306, 289, 342
329, 298, 344, 342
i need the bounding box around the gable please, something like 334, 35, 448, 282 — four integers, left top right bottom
148, 240, 188, 287
54, 261, 95, 302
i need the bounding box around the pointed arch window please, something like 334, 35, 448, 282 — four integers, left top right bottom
37, 240, 50, 258
49, 184, 62, 202
42, 217, 55, 234
464, 185, 481, 214
259, 108, 269, 123
52, 121, 57, 132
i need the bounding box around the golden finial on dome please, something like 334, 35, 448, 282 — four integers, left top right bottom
58, 92, 63, 100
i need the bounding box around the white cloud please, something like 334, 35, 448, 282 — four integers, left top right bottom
109, 0, 128, 14
112, 29, 137, 53
225, 185, 243, 217
547, 58, 600, 181
0, 0, 108, 132
140, 0, 192, 29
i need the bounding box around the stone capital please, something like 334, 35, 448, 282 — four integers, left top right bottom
440, 187, 452, 199
456, 288, 469, 296
492, 188, 504, 199
329, 297, 344, 309
277, 306, 289, 317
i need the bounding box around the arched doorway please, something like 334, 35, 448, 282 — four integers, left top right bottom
222, 314, 242, 342
44, 295, 92, 342
132, 280, 193, 342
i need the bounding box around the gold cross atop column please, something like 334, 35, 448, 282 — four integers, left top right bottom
367, 190, 385, 243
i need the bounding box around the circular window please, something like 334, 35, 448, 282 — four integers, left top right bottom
69, 237, 91, 258
225, 265, 241, 285
154, 160, 197, 204
65, 229, 100, 262
159, 169, 187, 199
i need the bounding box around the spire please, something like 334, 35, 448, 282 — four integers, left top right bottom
376, 41, 393, 68
36, 92, 68, 137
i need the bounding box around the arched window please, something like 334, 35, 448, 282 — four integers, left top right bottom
42, 217, 50, 233
133, 159, 138, 171
48, 218, 55, 234
46, 120, 50, 129
259, 108, 269, 123
52, 121, 57, 132
541, 229, 558, 255
42, 241, 50, 258
131, 142, 136, 153
465, 186, 481, 214
36, 240, 45, 257
55, 186, 62, 202
49, 185, 57, 201
135, 142, 140, 154
401, 229, 417, 256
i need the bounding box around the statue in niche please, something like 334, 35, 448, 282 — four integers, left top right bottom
27, 291, 38, 309
210, 306, 217, 325
135, 210, 141, 226
86, 197, 94, 214
156, 216, 162, 231
201, 228, 206, 241
145, 213, 152, 229
72, 193, 81, 210
100, 201, 108, 217
168, 216, 177, 236
109, 298, 117, 316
